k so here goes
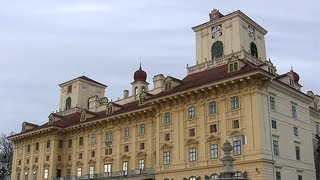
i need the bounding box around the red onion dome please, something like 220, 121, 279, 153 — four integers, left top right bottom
134, 65, 147, 82
291, 70, 300, 83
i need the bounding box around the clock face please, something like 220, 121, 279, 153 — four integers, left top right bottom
248, 26, 255, 39
212, 25, 222, 38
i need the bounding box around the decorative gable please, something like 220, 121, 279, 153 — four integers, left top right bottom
21, 122, 39, 132
80, 110, 96, 122
106, 102, 123, 114
163, 76, 183, 91
48, 113, 64, 124
227, 56, 245, 73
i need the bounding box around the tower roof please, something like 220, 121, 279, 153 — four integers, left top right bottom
133, 64, 147, 82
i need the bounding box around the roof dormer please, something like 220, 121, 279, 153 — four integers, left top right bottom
227, 56, 245, 73
80, 110, 96, 122
48, 113, 64, 124
106, 102, 123, 114
21, 122, 39, 132
163, 76, 183, 91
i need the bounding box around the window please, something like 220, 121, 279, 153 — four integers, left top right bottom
68, 155, 71, 161
233, 140, 241, 155
211, 41, 223, 59
79, 137, 83, 146
46, 140, 50, 148
317, 123, 320, 135
163, 151, 170, 165
58, 139, 63, 148
46, 155, 49, 161
139, 124, 145, 135
231, 96, 239, 109
189, 177, 196, 180
105, 148, 112, 155
124, 127, 129, 138
189, 128, 196, 137
208, 101, 217, 114
273, 140, 279, 155
164, 133, 170, 141
91, 151, 95, 158
78, 153, 82, 159
68, 139, 72, 148
292, 105, 297, 118
123, 161, 128, 175
295, 146, 300, 160
91, 134, 96, 144
104, 164, 112, 177
293, 127, 299, 136
210, 144, 218, 159
35, 142, 39, 151
18, 160, 21, 165
270, 96, 276, 110
229, 62, 239, 72
164, 82, 172, 90
210, 124, 217, 133
140, 143, 145, 150
271, 120, 277, 129
35, 157, 38, 163
27, 144, 30, 152
276, 172, 281, 180
163, 112, 171, 124
232, 120, 239, 129
26, 159, 29, 164
289, 78, 295, 87
124, 145, 129, 152
67, 85, 72, 93
106, 131, 113, 141
44, 169, 49, 179
107, 106, 113, 114
139, 159, 145, 170
77, 167, 82, 177
298, 175, 302, 180
65, 97, 72, 110
188, 106, 196, 119
58, 155, 61, 161
189, 147, 196, 161
89, 166, 94, 179
250, 42, 258, 58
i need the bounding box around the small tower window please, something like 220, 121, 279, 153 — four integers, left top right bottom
135, 86, 138, 95
211, 41, 223, 59
66, 97, 71, 110
250, 42, 258, 58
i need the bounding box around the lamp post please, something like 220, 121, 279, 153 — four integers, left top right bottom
0, 154, 8, 180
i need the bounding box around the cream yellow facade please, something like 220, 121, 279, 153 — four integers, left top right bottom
9, 9, 317, 180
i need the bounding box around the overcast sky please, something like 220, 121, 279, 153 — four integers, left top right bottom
0, 0, 319, 135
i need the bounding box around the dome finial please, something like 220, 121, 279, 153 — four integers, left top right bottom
139, 62, 142, 70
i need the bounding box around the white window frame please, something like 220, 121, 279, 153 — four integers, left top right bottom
210, 144, 218, 159
104, 163, 112, 177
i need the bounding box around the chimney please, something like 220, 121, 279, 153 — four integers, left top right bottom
153, 74, 165, 90
123, 90, 129, 98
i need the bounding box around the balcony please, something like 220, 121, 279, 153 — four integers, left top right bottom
52, 168, 156, 180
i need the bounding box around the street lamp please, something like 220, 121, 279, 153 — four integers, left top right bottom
0, 154, 8, 179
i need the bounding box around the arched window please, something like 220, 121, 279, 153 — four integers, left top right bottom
66, 97, 71, 110
250, 42, 258, 58
211, 41, 223, 59
189, 176, 196, 180
87, 98, 90, 109
135, 87, 138, 95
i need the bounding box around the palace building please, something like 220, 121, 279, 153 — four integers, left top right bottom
8, 9, 318, 180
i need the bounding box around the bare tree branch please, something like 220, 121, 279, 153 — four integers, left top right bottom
0, 132, 14, 179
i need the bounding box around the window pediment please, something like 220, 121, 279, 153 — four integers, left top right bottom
207, 135, 220, 142
88, 159, 96, 165
163, 76, 182, 91
160, 143, 172, 150
106, 102, 123, 114
229, 130, 242, 137
103, 156, 113, 162
137, 151, 147, 157
76, 161, 83, 166
185, 138, 199, 145
121, 154, 130, 160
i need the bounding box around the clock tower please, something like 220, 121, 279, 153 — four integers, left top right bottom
188, 9, 268, 74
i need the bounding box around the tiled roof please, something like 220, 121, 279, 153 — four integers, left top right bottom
149, 63, 258, 100
59, 75, 107, 87
10, 62, 259, 139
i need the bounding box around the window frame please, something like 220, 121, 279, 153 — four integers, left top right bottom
270, 96, 276, 110
273, 140, 279, 155
188, 106, 196, 119
233, 140, 241, 156
189, 147, 196, 162
163, 151, 170, 165
231, 96, 239, 110
271, 120, 277, 129
208, 101, 217, 114
104, 163, 112, 177
210, 144, 218, 159
163, 112, 171, 124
